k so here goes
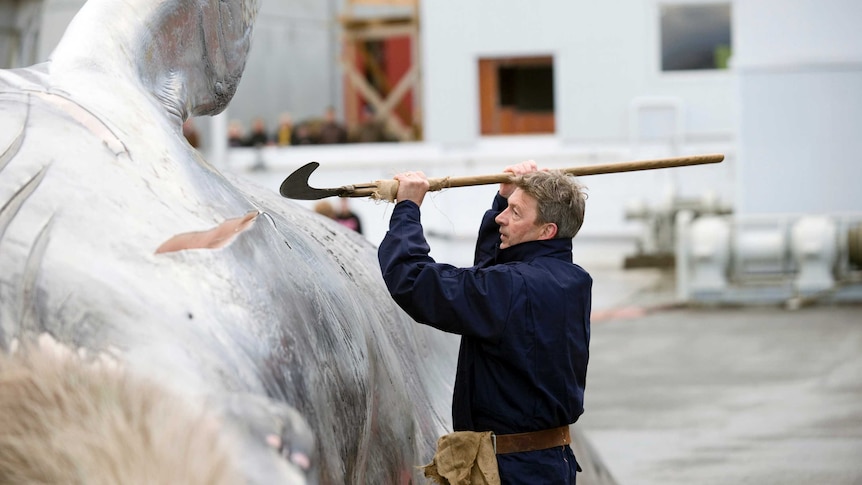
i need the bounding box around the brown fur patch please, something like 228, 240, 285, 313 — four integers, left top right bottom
0, 344, 244, 485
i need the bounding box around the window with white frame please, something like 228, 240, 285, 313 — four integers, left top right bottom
660, 3, 732, 71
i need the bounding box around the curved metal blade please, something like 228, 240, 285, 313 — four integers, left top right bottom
279, 162, 348, 200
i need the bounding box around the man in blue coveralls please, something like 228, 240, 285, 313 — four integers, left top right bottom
378, 160, 591, 484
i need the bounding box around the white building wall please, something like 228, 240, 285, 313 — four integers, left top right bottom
420, 0, 736, 146
734, 0, 862, 214
32, 0, 738, 151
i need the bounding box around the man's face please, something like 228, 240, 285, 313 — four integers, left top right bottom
494, 188, 554, 249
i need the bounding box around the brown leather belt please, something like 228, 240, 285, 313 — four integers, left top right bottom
492, 425, 571, 454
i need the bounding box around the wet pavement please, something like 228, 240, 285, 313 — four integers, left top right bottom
579, 262, 862, 484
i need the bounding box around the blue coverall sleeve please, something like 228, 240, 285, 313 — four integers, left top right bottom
378, 200, 519, 340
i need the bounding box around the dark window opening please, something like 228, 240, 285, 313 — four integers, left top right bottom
661, 3, 732, 71
498, 65, 554, 112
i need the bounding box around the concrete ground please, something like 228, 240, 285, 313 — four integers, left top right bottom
579, 263, 862, 485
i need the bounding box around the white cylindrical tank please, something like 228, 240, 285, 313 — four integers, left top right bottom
790, 216, 838, 294
688, 216, 732, 292
735, 224, 788, 276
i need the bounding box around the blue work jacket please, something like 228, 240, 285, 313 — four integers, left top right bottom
378, 194, 591, 483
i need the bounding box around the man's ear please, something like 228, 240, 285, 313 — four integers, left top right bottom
539, 223, 558, 240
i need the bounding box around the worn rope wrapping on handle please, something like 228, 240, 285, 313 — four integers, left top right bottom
371, 176, 454, 202
429, 177, 452, 192
371, 179, 399, 202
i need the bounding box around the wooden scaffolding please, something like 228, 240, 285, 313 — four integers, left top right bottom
340, 0, 421, 141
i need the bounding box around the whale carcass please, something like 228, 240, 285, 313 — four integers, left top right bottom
0, 0, 614, 483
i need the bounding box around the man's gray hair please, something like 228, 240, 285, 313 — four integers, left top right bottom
514, 170, 587, 239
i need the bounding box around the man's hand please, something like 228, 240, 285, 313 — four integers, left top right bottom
500, 160, 538, 198
394, 171, 430, 206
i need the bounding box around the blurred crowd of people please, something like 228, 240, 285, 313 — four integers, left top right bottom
226, 106, 397, 149
314, 198, 363, 235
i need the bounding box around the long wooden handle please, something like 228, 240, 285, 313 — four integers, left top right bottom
353, 153, 724, 201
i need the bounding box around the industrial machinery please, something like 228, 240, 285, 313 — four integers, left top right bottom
676, 212, 862, 305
